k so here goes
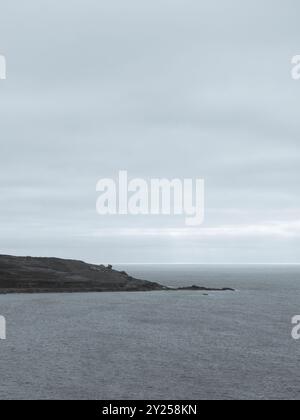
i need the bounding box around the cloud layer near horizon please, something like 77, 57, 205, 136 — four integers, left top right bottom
0, 0, 300, 263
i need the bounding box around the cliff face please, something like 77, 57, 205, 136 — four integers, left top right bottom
0, 255, 164, 293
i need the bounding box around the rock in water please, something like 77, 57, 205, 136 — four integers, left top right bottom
0, 255, 235, 294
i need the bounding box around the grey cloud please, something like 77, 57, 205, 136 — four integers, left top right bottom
0, 0, 300, 262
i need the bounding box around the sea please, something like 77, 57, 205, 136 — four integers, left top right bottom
0, 264, 299, 400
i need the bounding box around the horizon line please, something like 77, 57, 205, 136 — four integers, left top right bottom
112, 262, 300, 266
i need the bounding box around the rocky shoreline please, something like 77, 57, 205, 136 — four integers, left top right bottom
0, 255, 234, 294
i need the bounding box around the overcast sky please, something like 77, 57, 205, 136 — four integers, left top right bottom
0, 0, 300, 263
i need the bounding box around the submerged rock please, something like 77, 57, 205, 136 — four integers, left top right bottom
176, 285, 235, 292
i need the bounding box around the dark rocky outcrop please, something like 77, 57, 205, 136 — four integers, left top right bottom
0, 255, 164, 293
176, 285, 235, 292
0, 255, 235, 294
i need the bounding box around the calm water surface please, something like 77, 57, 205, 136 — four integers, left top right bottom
0, 264, 299, 400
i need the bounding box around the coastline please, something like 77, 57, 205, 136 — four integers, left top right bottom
0, 254, 234, 294
0, 287, 235, 295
